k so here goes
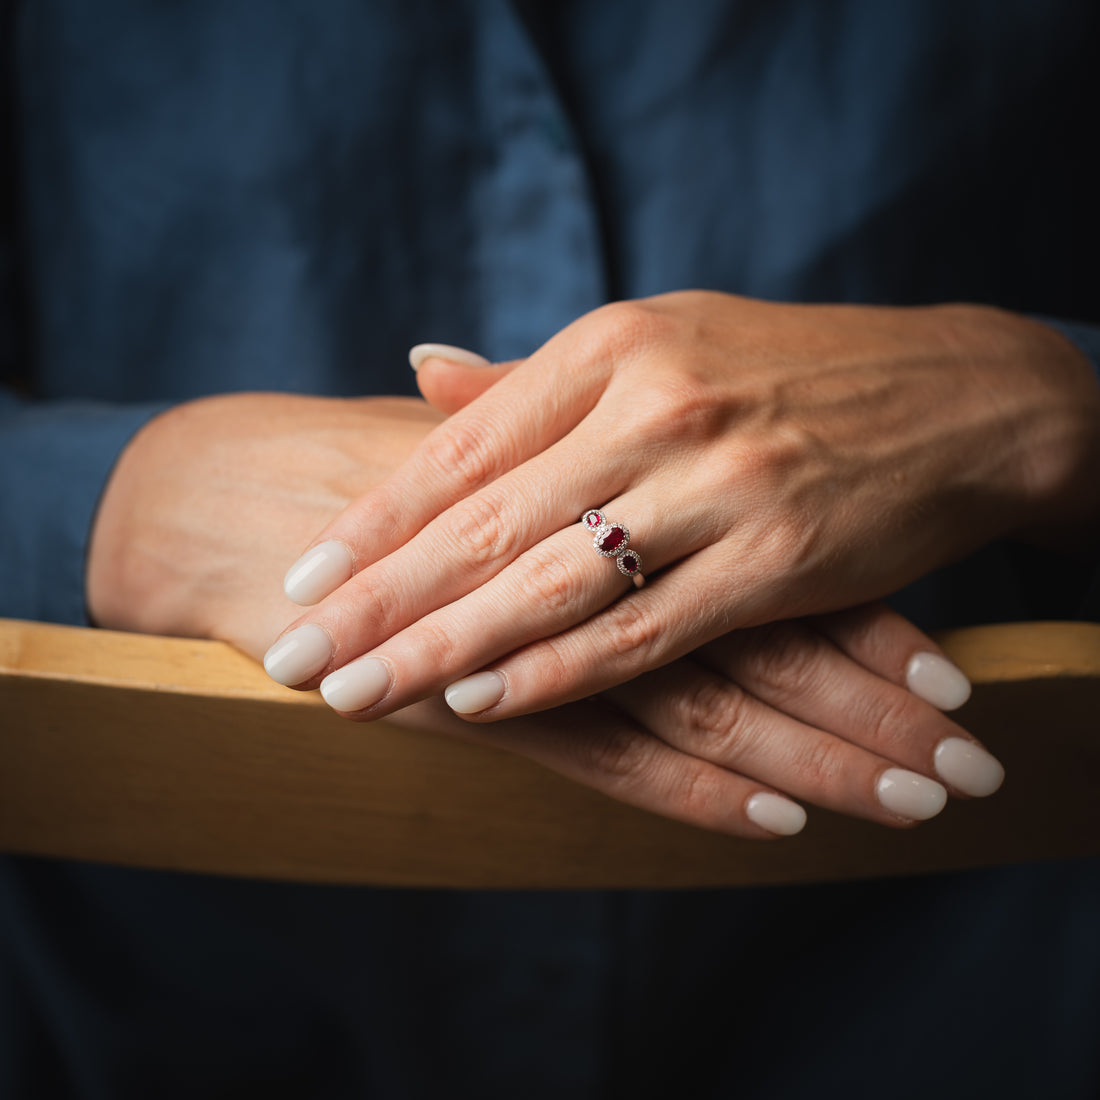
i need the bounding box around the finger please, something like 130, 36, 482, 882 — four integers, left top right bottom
265, 418, 728, 694
697, 618, 1004, 799
283, 486, 713, 714
399, 695, 808, 839
280, 323, 613, 606
422, 534, 787, 728
604, 658, 948, 827
410, 345, 524, 415
812, 602, 972, 709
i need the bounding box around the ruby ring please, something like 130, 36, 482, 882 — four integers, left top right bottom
581, 509, 645, 588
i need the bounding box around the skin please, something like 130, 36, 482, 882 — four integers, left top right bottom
85, 388, 993, 838
274, 292, 1100, 725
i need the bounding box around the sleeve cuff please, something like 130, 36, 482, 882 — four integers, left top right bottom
0, 397, 170, 625
1030, 315, 1100, 386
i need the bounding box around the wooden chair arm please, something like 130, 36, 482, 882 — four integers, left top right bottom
1, 617, 1098, 888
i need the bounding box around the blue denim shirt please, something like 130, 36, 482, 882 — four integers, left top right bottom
2, 2, 1098, 1096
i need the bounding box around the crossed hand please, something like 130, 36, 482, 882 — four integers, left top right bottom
261, 292, 1100, 835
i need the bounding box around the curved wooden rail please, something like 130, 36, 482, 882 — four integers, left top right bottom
1, 618, 1098, 888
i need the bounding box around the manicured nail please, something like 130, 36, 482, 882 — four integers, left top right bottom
444, 671, 506, 715
906, 652, 971, 710
263, 624, 332, 686
876, 768, 948, 821
408, 343, 491, 371
934, 737, 1005, 797
746, 793, 807, 837
319, 657, 391, 713
283, 540, 353, 606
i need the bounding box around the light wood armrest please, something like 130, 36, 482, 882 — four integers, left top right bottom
1, 618, 1098, 888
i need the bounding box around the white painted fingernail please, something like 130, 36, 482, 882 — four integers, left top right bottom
934, 737, 1005, 797
319, 657, 391, 713
746, 793, 807, 837
876, 768, 948, 821
906, 652, 971, 710
444, 671, 506, 715
408, 343, 491, 371
283, 540, 353, 605
263, 624, 332, 686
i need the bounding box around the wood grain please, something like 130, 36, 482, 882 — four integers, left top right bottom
2, 617, 1098, 888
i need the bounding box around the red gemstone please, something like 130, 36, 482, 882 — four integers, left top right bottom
584, 510, 604, 528
598, 526, 626, 553
620, 553, 639, 573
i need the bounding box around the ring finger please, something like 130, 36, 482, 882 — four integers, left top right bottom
271, 487, 704, 713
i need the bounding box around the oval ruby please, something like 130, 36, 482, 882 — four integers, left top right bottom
620, 553, 639, 573
598, 526, 626, 554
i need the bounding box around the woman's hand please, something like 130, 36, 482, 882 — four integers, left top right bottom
86, 393, 445, 657
86, 389, 1003, 837
265, 293, 1100, 723
397, 601, 1001, 838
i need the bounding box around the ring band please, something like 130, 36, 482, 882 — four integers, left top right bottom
581, 509, 645, 588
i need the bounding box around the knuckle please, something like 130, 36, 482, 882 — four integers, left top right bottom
600, 598, 663, 665
443, 491, 518, 569
575, 724, 657, 791
521, 546, 585, 616
861, 690, 926, 756
629, 373, 725, 447
421, 418, 500, 495
741, 624, 825, 702
324, 581, 393, 661
671, 763, 727, 826
407, 615, 460, 670
587, 299, 674, 356
790, 736, 846, 793
346, 485, 403, 560
727, 432, 799, 489
529, 634, 573, 693
676, 677, 755, 756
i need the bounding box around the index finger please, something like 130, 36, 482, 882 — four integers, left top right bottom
281, 329, 611, 606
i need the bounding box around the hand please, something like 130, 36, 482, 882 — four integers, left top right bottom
264, 293, 1100, 724
86, 393, 445, 657
86, 390, 1002, 837
397, 601, 1001, 837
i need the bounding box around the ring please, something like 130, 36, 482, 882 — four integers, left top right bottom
581, 509, 645, 588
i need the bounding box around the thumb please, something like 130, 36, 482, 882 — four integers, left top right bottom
409, 343, 524, 415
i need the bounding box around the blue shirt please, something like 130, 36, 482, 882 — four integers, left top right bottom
2, 2, 1098, 1096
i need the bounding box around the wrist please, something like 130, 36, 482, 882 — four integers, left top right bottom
932, 304, 1100, 551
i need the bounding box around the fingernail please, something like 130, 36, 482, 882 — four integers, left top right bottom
906, 652, 971, 711
876, 768, 948, 821
283, 540, 353, 605
408, 343, 491, 371
263, 624, 332, 686
319, 657, 391, 713
934, 737, 1005, 797
746, 793, 807, 837
444, 671, 505, 715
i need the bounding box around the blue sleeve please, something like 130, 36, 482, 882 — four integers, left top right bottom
0, 392, 168, 625
1037, 317, 1100, 385
0, 4, 170, 627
